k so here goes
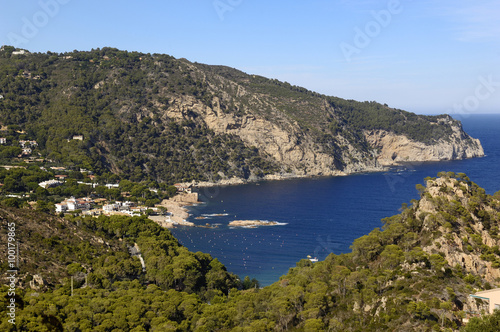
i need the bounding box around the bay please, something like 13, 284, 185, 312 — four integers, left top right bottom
170, 114, 500, 286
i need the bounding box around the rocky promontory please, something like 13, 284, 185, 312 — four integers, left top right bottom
0, 48, 485, 185
364, 117, 484, 166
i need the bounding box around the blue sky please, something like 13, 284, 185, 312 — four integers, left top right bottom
1, 0, 499, 114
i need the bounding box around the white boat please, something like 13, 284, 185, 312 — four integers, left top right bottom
307, 255, 318, 262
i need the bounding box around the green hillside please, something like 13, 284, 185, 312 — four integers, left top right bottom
0, 46, 478, 184
1, 173, 500, 331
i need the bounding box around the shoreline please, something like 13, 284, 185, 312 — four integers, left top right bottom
174, 153, 486, 189
149, 153, 487, 230
151, 193, 200, 228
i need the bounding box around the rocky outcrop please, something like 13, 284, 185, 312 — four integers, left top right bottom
228, 220, 279, 227
416, 176, 500, 283
164, 92, 483, 184
0, 49, 486, 185
364, 125, 484, 166
29, 274, 45, 290
165, 95, 352, 177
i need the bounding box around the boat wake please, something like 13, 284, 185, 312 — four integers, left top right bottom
201, 213, 230, 217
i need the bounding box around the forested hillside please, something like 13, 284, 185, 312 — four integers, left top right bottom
0, 46, 483, 184
1, 173, 500, 331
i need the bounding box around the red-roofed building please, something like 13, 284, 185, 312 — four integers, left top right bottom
174, 183, 192, 193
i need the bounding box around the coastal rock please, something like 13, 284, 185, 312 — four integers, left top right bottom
165, 91, 483, 186
158, 193, 201, 226
229, 220, 279, 227
167, 95, 352, 178
171, 192, 199, 204
364, 121, 484, 166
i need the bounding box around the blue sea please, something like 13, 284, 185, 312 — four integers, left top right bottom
170, 114, 500, 286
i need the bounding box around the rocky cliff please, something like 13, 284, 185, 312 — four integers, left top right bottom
364, 117, 484, 167
0, 47, 485, 184
415, 175, 500, 283
160, 59, 484, 184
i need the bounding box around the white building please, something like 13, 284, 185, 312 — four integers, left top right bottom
103, 203, 120, 213
0, 138, 6, 144
19, 140, 37, 148
39, 180, 63, 189
56, 197, 92, 212
470, 288, 500, 314
55, 203, 68, 213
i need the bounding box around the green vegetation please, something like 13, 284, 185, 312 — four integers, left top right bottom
0, 47, 474, 183
0, 45, 490, 330
327, 98, 458, 144
462, 310, 500, 332
1, 173, 500, 331
0, 47, 279, 183
0, 165, 176, 210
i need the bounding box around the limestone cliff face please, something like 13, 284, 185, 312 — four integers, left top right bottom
164, 92, 483, 182
163, 94, 381, 178
147, 61, 486, 184
0, 49, 487, 185
364, 120, 484, 166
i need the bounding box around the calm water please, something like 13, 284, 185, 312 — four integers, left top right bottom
171, 114, 500, 286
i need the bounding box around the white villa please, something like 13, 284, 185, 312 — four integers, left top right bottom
19, 140, 38, 148
39, 180, 63, 189
470, 288, 500, 314
55, 197, 93, 213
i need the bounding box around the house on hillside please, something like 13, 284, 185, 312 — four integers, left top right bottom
73, 135, 84, 141
174, 183, 192, 193
19, 140, 38, 148
56, 197, 93, 213
39, 180, 63, 189
470, 288, 500, 314
21, 148, 32, 155
12, 50, 28, 55
0, 138, 6, 144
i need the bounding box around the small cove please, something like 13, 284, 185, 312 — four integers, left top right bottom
170, 114, 500, 286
